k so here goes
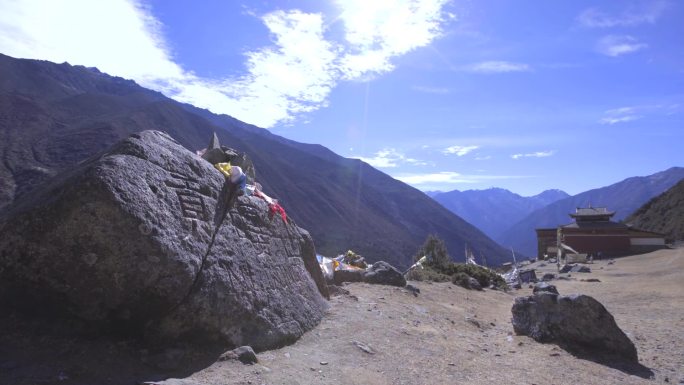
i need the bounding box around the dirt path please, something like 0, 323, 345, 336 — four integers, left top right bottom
177, 248, 683, 385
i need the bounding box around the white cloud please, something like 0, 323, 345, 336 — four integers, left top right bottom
412, 85, 450, 94
420, 134, 564, 150
600, 116, 640, 125
511, 151, 554, 160
0, 0, 184, 81
0, 0, 452, 128
166, 10, 339, 127
335, 0, 449, 80
605, 107, 637, 115
352, 148, 428, 168
578, 1, 669, 28
443, 145, 479, 156
599, 104, 678, 125
395, 172, 471, 184
596, 35, 647, 57
462, 61, 531, 74
665, 104, 681, 115
394, 172, 531, 185
474, 155, 491, 160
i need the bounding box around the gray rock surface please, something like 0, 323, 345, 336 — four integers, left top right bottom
559, 263, 590, 273
332, 269, 365, 285
363, 261, 406, 287
0, 131, 327, 350
467, 277, 483, 291
571, 265, 591, 273
532, 282, 559, 295
405, 284, 420, 296
519, 269, 537, 283
333, 261, 406, 287
218, 346, 258, 364
141, 380, 204, 385
147, 348, 187, 371
511, 291, 638, 363
327, 285, 351, 297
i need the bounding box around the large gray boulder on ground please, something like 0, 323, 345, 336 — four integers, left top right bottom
511, 290, 638, 363
363, 261, 406, 287
0, 130, 328, 350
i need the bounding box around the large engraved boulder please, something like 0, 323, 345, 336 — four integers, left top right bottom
0, 130, 327, 350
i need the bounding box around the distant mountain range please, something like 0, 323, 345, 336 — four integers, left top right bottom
0, 53, 510, 268
497, 167, 684, 256
431, 188, 569, 240
626, 179, 684, 242
423, 191, 443, 198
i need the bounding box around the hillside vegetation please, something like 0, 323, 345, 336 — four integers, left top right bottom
626, 178, 684, 241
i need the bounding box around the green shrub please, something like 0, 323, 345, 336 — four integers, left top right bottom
414, 234, 450, 270
441, 264, 506, 288
429, 262, 508, 291
406, 266, 451, 282
409, 235, 509, 291
451, 272, 471, 288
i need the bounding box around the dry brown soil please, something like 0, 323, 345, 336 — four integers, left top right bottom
1, 248, 682, 385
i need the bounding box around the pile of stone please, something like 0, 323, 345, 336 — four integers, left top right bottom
340, 250, 368, 269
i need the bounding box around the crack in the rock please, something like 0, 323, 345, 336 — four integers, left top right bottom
148, 180, 236, 325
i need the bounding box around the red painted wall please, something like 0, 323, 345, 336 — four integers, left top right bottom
564, 235, 631, 253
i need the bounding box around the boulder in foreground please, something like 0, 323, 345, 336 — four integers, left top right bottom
0, 131, 327, 350
511, 290, 638, 363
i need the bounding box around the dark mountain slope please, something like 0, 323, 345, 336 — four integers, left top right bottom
0, 53, 509, 267
498, 168, 684, 256
431, 188, 569, 240
626, 179, 684, 241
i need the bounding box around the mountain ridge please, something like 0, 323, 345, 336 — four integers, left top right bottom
497, 167, 684, 256
0, 53, 510, 268
431, 187, 569, 241
626, 179, 684, 242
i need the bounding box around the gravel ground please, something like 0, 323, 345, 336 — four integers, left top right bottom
1, 248, 682, 385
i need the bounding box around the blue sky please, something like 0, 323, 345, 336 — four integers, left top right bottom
0, 0, 682, 196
